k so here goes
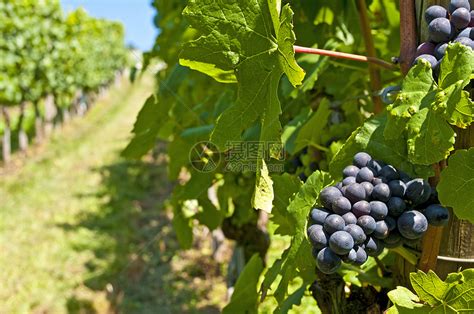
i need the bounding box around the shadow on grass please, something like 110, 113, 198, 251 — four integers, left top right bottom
61, 153, 222, 314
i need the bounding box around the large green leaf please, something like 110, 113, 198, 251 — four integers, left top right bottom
271, 173, 302, 235
438, 148, 474, 223
222, 254, 264, 314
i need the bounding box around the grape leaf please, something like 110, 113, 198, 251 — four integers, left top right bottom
388, 269, 474, 313
275, 284, 306, 314
271, 173, 302, 235
180, 0, 305, 213
438, 44, 474, 90
438, 148, 474, 223
222, 254, 264, 314
406, 108, 455, 165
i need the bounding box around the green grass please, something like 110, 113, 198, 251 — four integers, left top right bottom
0, 75, 228, 314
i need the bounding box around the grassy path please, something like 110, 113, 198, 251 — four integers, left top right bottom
0, 76, 227, 314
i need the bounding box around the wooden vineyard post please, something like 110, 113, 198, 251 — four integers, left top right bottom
397, 0, 474, 282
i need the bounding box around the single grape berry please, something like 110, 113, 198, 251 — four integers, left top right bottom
373, 220, 389, 239
449, 0, 470, 14
425, 5, 448, 24
416, 42, 436, 56
360, 181, 374, 198
311, 207, 330, 225
384, 231, 403, 248
372, 177, 387, 185
369, 201, 388, 220
343, 165, 360, 178
424, 204, 450, 226
345, 183, 367, 203
316, 248, 342, 274
353, 246, 368, 266
457, 27, 473, 39
324, 214, 346, 234
451, 7, 471, 29
353, 152, 372, 168
329, 231, 355, 255
372, 183, 391, 202
357, 215, 376, 235
387, 197, 407, 217
388, 180, 407, 198
428, 18, 453, 42
364, 237, 384, 256
320, 187, 342, 209
367, 159, 383, 175
379, 165, 400, 181
405, 179, 431, 205
454, 36, 474, 49
415, 54, 438, 68
344, 224, 367, 244
342, 248, 358, 264
397, 210, 429, 239
356, 167, 375, 183
307, 224, 328, 249
343, 176, 357, 186
332, 197, 352, 215
342, 212, 358, 225
384, 216, 397, 232
352, 200, 371, 218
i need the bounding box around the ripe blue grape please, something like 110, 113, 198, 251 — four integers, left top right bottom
369, 201, 388, 220
415, 54, 438, 68
311, 207, 330, 225
372, 177, 388, 185
344, 224, 367, 244
324, 214, 346, 234
388, 180, 407, 198
454, 36, 474, 49
357, 215, 376, 235
449, 0, 470, 14
342, 248, 358, 264
356, 167, 375, 183
307, 224, 328, 249
434, 43, 448, 60
428, 18, 454, 42
451, 7, 471, 29
397, 210, 429, 239
353, 152, 372, 168
384, 216, 397, 232
405, 179, 431, 205
343, 176, 357, 186
329, 231, 355, 255
343, 165, 360, 178
360, 181, 374, 198
353, 246, 368, 265
416, 42, 436, 56
367, 159, 383, 175
345, 183, 367, 203
379, 165, 400, 181
342, 212, 358, 225
457, 27, 473, 39
384, 231, 403, 248
316, 248, 342, 274
372, 183, 391, 202
352, 200, 371, 218
424, 204, 450, 226
320, 186, 342, 209
425, 5, 448, 24
332, 197, 352, 215
387, 197, 407, 217
364, 237, 384, 256
373, 220, 389, 239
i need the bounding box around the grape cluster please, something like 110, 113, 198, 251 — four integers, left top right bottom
307, 152, 450, 274
415, 0, 473, 76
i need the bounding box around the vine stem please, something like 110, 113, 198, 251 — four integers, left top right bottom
293, 46, 397, 70
399, 0, 417, 75
355, 0, 383, 113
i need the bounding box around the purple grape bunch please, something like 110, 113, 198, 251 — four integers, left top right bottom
415, 0, 473, 76
307, 152, 450, 274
